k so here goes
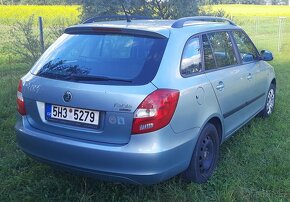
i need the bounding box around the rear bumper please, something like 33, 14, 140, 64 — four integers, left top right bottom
15, 116, 200, 184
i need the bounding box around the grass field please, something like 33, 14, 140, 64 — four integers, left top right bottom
211, 4, 290, 16
0, 5, 80, 24
1, 4, 290, 202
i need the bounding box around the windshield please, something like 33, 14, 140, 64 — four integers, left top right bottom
31, 33, 168, 85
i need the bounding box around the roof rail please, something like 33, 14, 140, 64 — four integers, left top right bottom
171, 16, 236, 28
83, 15, 156, 24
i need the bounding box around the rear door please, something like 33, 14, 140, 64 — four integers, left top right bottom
203, 31, 252, 136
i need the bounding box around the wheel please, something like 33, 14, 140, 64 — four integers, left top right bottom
182, 123, 219, 183
259, 83, 276, 118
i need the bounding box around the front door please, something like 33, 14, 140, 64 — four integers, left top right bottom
232, 30, 268, 114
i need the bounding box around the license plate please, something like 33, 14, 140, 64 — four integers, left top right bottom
45, 104, 99, 126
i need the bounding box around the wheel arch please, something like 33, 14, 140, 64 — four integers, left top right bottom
271, 78, 276, 87
199, 114, 224, 145
182, 115, 222, 183
208, 117, 223, 144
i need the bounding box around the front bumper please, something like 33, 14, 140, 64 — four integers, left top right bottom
15, 117, 200, 184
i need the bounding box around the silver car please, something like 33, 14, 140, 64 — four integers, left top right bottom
15, 16, 276, 184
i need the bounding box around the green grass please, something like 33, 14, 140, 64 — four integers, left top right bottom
1, 6, 290, 201
211, 4, 290, 17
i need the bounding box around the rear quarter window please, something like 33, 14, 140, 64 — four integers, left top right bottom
180, 36, 202, 76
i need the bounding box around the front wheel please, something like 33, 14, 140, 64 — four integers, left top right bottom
182, 123, 219, 183
259, 83, 276, 118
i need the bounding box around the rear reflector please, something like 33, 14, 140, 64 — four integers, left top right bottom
17, 80, 26, 115
132, 89, 179, 134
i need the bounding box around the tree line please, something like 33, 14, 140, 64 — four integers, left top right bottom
1, 0, 288, 5
1, 0, 79, 4
1, 0, 288, 21
80, 0, 288, 20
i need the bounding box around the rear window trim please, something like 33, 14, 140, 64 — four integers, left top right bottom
64, 26, 168, 39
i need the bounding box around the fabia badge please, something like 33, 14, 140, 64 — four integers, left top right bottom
63, 91, 72, 102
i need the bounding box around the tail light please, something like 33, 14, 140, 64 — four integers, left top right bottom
132, 89, 180, 134
17, 80, 26, 115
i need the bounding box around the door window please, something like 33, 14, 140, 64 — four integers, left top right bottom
202, 34, 216, 70
232, 30, 260, 63
203, 32, 238, 70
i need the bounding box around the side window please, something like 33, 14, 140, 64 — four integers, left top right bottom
180, 37, 202, 76
202, 34, 216, 70
232, 30, 260, 63
205, 31, 238, 70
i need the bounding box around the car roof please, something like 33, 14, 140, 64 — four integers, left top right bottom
66, 18, 240, 38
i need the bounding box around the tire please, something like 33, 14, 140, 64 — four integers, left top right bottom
259, 83, 276, 118
182, 123, 219, 183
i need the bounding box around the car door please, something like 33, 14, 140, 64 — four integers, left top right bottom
232, 30, 269, 113
203, 31, 253, 137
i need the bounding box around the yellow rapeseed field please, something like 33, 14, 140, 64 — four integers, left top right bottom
0, 4, 289, 24
211, 4, 290, 17
0, 5, 81, 24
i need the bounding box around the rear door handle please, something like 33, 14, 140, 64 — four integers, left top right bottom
247, 73, 253, 80
216, 81, 224, 91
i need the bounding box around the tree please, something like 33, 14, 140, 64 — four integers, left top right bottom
81, 0, 199, 20
148, 0, 199, 19
10, 15, 43, 64
198, 0, 267, 4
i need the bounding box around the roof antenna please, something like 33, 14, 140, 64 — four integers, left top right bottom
121, 2, 131, 23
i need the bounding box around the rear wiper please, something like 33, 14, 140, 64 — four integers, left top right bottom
69, 75, 132, 83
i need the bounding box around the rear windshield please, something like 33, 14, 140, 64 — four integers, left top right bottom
31, 33, 168, 85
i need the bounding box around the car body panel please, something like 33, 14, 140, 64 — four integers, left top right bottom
205, 65, 254, 136
16, 114, 200, 184
167, 74, 223, 135
21, 73, 157, 144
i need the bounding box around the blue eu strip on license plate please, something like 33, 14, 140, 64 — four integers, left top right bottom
45, 104, 99, 126
45, 104, 52, 118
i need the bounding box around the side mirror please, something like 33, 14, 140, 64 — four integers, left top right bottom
242, 53, 254, 62
260, 50, 273, 61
